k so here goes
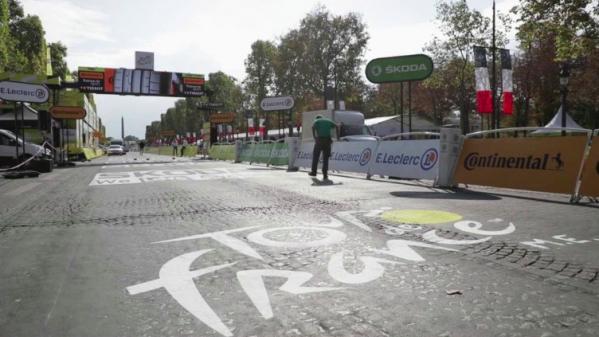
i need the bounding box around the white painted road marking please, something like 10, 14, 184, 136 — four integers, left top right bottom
89, 168, 262, 186
5, 182, 40, 196
127, 250, 237, 337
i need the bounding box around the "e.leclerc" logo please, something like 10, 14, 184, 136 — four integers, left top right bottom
375, 148, 439, 171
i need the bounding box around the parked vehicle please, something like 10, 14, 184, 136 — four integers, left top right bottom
0, 129, 52, 166
301, 109, 372, 142
110, 139, 129, 152
107, 144, 125, 156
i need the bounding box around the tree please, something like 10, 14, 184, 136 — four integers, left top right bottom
48, 41, 69, 80
5, 0, 47, 74
0, 0, 9, 72
425, 0, 508, 133
513, 0, 598, 62
244, 40, 277, 112
512, 0, 599, 128
296, 6, 368, 108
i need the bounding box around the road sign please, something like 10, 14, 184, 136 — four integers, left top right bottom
0, 80, 50, 103
198, 102, 224, 110
160, 130, 176, 136
135, 51, 154, 70
261, 96, 294, 111
365, 54, 434, 83
210, 112, 236, 124
50, 106, 87, 119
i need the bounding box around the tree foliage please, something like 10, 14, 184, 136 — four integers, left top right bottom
48, 41, 70, 80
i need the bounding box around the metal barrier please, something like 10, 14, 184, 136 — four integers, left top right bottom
576, 129, 599, 202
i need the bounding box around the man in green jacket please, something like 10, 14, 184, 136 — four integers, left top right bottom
309, 115, 339, 180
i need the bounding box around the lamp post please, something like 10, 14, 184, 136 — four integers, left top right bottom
559, 62, 570, 136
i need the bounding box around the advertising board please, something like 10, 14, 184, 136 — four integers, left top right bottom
269, 142, 289, 166
454, 136, 588, 194
0, 80, 49, 103
295, 140, 378, 174
260, 96, 294, 111
78, 67, 204, 97
369, 140, 439, 179
49, 106, 87, 119
210, 112, 236, 124
579, 135, 599, 197
365, 54, 434, 83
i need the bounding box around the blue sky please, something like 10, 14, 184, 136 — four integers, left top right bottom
21, 0, 517, 139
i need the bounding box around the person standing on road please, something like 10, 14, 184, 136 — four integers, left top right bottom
309, 115, 339, 180
171, 139, 178, 156
181, 138, 188, 157
138, 140, 146, 156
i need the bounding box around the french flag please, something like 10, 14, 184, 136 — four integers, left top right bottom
501, 49, 513, 115
474, 46, 492, 114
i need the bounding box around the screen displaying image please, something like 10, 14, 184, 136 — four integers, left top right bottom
78, 67, 204, 97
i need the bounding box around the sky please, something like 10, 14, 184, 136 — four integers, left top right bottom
21, 0, 517, 139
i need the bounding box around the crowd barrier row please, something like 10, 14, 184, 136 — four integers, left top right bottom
212, 127, 599, 203
212, 140, 289, 166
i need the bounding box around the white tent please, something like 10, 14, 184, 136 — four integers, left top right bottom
533, 105, 584, 133
365, 115, 438, 137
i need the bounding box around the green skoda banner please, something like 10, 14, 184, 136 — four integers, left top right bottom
209, 144, 235, 161
365, 54, 434, 83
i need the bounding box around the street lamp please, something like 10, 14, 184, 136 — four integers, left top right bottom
559, 62, 570, 136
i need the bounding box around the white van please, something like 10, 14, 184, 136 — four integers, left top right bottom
0, 129, 52, 165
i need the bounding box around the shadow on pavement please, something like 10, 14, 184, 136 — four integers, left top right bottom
311, 177, 342, 186
390, 189, 501, 200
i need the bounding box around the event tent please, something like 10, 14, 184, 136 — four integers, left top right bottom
533, 106, 584, 133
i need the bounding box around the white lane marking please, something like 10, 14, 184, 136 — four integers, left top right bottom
89, 168, 261, 186
5, 182, 41, 196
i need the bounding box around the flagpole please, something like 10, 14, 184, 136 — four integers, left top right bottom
492, 0, 498, 130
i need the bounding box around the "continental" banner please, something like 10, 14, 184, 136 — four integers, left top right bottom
454, 136, 588, 194
579, 136, 599, 197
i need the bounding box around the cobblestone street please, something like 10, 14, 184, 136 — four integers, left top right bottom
1, 154, 599, 337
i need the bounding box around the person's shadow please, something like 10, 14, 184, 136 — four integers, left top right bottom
311, 178, 341, 186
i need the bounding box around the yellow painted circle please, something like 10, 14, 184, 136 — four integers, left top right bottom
381, 209, 463, 225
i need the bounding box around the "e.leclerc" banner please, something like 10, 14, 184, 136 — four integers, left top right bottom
295, 140, 377, 173
454, 136, 588, 194
369, 140, 439, 180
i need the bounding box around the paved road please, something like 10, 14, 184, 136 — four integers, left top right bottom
1, 153, 598, 337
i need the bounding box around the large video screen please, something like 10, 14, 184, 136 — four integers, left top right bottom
78, 67, 205, 97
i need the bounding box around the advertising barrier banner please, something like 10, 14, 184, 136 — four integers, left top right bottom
252, 143, 274, 164
454, 136, 588, 194
369, 140, 439, 179
269, 142, 289, 166
239, 143, 255, 163
579, 136, 599, 197
295, 142, 315, 169
295, 140, 377, 174
209, 144, 235, 161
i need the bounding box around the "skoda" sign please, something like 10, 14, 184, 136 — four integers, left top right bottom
365, 54, 434, 83
0, 80, 50, 103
